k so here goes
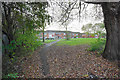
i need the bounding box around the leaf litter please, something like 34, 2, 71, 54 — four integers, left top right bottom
17, 45, 119, 78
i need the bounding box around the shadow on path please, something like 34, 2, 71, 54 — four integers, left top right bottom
39, 40, 60, 76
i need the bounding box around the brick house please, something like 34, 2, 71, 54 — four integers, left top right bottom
38, 30, 81, 40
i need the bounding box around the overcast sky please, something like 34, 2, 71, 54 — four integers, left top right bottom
45, 1, 104, 33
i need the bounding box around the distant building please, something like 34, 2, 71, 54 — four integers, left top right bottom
38, 30, 81, 40
37, 30, 105, 40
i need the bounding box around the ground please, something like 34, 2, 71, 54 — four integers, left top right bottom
18, 41, 119, 78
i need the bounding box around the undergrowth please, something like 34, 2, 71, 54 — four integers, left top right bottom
88, 38, 106, 56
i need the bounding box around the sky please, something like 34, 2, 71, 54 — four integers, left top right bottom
45, 1, 104, 33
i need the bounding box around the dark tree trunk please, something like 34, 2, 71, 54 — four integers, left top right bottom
43, 32, 45, 42
101, 2, 120, 61
2, 3, 14, 42
43, 25, 45, 42
66, 27, 69, 40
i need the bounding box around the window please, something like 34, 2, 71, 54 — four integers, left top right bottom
49, 35, 52, 38
44, 33, 47, 35
52, 32, 55, 35
45, 37, 47, 39
56, 32, 59, 35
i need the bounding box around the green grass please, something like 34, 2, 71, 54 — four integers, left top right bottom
56, 38, 98, 46
3, 73, 19, 78
43, 40, 56, 43
56, 38, 106, 57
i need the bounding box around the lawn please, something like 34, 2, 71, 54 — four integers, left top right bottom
43, 40, 56, 43
56, 38, 98, 46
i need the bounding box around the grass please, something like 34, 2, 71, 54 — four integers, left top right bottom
43, 40, 56, 43
56, 38, 106, 56
56, 38, 98, 46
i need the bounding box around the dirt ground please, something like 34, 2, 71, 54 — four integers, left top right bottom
19, 44, 119, 78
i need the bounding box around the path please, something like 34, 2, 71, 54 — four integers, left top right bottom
20, 41, 119, 78
39, 40, 60, 76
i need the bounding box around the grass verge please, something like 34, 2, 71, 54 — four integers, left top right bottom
42, 40, 56, 44
56, 38, 97, 46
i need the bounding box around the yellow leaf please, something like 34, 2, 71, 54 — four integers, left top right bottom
55, 58, 57, 62
12, 52, 15, 55
83, 74, 88, 77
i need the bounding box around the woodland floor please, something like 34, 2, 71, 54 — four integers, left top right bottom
3, 41, 120, 79
18, 42, 120, 78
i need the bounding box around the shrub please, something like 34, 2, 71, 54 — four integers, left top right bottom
89, 38, 106, 53
15, 31, 42, 52
3, 30, 42, 58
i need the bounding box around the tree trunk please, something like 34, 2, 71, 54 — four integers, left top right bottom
43, 32, 45, 42
2, 3, 14, 42
43, 24, 45, 42
65, 26, 69, 40
101, 2, 120, 61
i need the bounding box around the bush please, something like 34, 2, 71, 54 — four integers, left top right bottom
15, 31, 42, 52
3, 30, 42, 58
89, 38, 106, 52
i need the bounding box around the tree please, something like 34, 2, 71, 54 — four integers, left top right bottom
2, 2, 50, 56
84, 1, 120, 61
101, 2, 120, 61
30, 2, 50, 42
59, 2, 76, 40
48, 1, 78, 40
92, 23, 106, 39
63, 21, 70, 40
49, 1, 120, 61
81, 23, 93, 37
62, 16, 72, 40
81, 23, 105, 38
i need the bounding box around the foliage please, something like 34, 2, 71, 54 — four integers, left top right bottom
3, 73, 18, 78
2, 3, 51, 78
89, 38, 106, 55
2, 2, 50, 56
81, 23, 93, 37
3, 30, 42, 57
16, 30, 42, 51
81, 23, 106, 38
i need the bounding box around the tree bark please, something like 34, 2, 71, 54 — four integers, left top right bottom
65, 26, 69, 40
101, 2, 120, 61
43, 23, 45, 42
2, 3, 14, 42
43, 31, 45, 42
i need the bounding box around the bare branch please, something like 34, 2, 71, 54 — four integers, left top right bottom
58, 1, 78, 25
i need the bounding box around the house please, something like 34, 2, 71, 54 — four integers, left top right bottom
37, 30, 104, 40
38, 30, 81, 40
